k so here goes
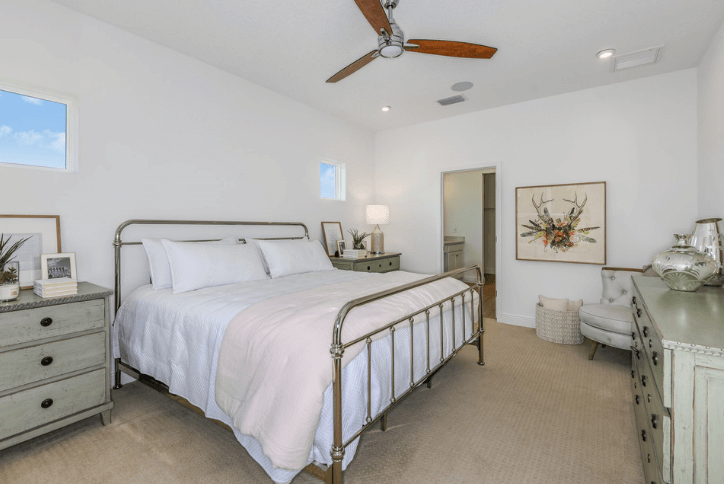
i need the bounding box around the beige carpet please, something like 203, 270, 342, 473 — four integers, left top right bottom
0, 319, 643, 483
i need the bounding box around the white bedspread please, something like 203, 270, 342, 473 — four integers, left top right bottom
113, 270, 477, 483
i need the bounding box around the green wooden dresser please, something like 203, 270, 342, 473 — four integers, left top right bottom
631, 276, 724, 484
330, 252, 401, 273
0, 282, 114, 451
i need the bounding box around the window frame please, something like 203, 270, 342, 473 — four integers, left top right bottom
320, 159, 346, 201
0, 79, 78, 173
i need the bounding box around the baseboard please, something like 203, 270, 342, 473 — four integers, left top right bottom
497, 313, 535, 328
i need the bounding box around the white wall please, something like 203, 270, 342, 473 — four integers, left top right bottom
443, 170, 484, 275
698, 20, 724, 218
376, 70, 699, 327
1, 0, 375, 294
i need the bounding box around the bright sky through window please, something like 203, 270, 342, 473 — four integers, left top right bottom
0, 89, 67, 169
320, 162, 336, 199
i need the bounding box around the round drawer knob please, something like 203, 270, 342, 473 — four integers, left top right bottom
641, 429, 647, 442
41, 398, 54, 409
41, 356, 54, 366
389, 262, 392, 266
635, 395, 640, 405
641, 375, 647, 387
367, 266, 371, 271
40, 317, 53, 327
651, 414, 658, 429
642, 326, 648, 337
637, 308, 643, 318
652, 352, 659, 366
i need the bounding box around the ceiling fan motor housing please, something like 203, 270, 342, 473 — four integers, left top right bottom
378, 21, 404, 58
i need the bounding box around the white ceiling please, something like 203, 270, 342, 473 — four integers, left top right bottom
51, 0, 724, 132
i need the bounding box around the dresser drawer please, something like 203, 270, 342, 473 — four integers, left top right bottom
633, 364, 663, 484
0, 369, 106, 441
0, 299, 105, 348
633, 292, 665, 400
0, 332, 106, 393
354, 257, 399, 273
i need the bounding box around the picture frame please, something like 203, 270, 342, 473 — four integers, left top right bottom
515, 181, 606, 265
0, 215, 61, 288
336, 240, 347, 257
321, 221, 344, 256
41, 252, 77, 280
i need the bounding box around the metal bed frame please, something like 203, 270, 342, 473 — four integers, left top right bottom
111, 219, 484, 484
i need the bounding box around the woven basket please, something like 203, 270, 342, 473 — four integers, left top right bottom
535, 303, 584, 345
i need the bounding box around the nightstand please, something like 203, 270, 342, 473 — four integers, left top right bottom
330, 252, 401, 273
0, 282, 114, 451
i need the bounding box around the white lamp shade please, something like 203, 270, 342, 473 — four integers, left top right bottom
366, 205, 390, 225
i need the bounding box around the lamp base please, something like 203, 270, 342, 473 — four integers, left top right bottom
370, 225, 385, 254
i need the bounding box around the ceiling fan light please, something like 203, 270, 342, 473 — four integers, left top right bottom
597, 49, 615, 59
380, 44, 404, 58
381, 106, 391, 112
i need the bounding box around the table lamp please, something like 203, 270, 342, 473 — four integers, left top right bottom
366, 205, 390, 254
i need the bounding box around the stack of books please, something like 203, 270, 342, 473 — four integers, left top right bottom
342, 249, 368, 259
34, 278, 78, 298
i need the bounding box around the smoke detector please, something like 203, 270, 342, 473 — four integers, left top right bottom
613, 46, 663, 71
437, 95, 465, 106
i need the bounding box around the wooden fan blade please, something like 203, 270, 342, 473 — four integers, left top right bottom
405, 40, 497, 59
354, 0, 392, 36
326, 50, 379, 83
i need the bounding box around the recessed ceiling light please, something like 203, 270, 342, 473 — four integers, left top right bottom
451, 81, 473, 92
597, 49, 615, 59
381, 106, 391, 112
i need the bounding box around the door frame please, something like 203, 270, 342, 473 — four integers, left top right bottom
440, 161, 502, 318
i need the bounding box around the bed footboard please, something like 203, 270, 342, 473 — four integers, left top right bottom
328, 265, 484, 484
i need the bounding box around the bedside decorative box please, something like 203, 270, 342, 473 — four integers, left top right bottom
0, 282, 114, 450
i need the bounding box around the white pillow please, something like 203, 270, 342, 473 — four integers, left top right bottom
142, 236, 238, 290
538, 295, 570, 312
255, 239, 333, 278
161, 240, 269, 293
247, 238, 298, 275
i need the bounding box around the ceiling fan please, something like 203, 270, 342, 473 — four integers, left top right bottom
327, 0, 498, 83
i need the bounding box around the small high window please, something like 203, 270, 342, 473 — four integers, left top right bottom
320, 160, 346, 201
0, 81, 77, 172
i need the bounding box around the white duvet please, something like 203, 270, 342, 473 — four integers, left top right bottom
113, 270, 477, 483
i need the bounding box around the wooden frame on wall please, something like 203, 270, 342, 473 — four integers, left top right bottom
515, 181, 606, 265
0, 215, 61, 288
321, 222, 344, 257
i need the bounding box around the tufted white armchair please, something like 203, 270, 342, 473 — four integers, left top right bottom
579, 267, 643, 360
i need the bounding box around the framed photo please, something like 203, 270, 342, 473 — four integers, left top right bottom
41, 252, 76, 280
516, 181, 606, 265
336, 240, 347, 257
321, 222, 344, 256
0, 215, 61, 288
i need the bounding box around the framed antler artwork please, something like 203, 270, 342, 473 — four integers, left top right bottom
515, 181, 606, 264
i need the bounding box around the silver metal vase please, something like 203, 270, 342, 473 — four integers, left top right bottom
688, 218, 723, 286
652, 234, 718, 292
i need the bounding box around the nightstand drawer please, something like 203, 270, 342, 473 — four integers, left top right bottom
0, 369, 106, 441
0, 299, 105, 348
0, 332, 106, 393
355, 257, 399, 273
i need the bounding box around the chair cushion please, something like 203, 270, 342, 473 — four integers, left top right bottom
579, 304, 633, 334
580, 322, 632, 350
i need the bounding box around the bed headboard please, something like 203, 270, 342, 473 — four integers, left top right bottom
113, 219, 309, 313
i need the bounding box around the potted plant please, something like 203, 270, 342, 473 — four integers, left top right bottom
348, 229, 370, 256
0, 234, 30, 302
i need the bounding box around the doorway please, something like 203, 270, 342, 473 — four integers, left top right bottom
442, 168, 497, 319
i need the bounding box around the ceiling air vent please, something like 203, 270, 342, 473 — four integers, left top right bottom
613, 46, 663, 71
437, 94, 465, 106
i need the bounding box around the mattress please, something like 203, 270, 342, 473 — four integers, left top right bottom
113, 269, 476, 483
